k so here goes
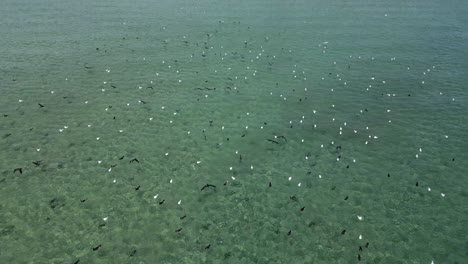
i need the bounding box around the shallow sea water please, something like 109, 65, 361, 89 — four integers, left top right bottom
0, 0, 467, 263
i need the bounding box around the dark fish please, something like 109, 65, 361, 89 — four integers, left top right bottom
365, 242, 369, 248
13, 168, 22, 174
241, 134, 245, 137
129, 249, 137, 257
269, 182, 272, 187
32, 160, 43, 166
139, 100, 146, 104
73, 259, 80, 264
267, 139, 279, 144
201, 184, 216, 191
277, 136, 287, 142
341, 229, 346, 235
119, 156, 125, 160
205, 244, 211, 249
111, 85, 117, 88
159, 200, 165, 205
135, 185, 140, 191
359, 246, 362, 252
92, 244, 102, 251
110, 164, 117, 168
344, 196, 349, 200
80, 199, 87, 202
239, 155, 242, 162
387, 173, 390, 177
175, 228, 182, 232
38, 103, 44, 107
358, 254, 361, 261
129, 158, 139, 163
180, 215, 186, 220
416, 182, 419, 187
287, 230, 291, 236
300, 207, 305, 211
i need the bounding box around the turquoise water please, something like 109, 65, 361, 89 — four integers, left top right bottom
1, 0, 467, 263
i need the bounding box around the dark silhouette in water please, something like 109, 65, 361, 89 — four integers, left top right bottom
201, 184, 216, 191
175, 228, 182, 232
341, 229, 346, 235
180, 215, 187, 220
38, 103, 44, 108
277, 135, 287, 142
119, 156, 125, 160
32, 160, 42, 166
205, 244, 211, 249
159, 200, 165, 205
267, 139, 279, 144
13, 168, 22, 174
129, 158, 139, 163
92, 244, 102, 251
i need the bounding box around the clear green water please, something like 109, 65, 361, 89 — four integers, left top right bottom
1, 0, 467, 263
